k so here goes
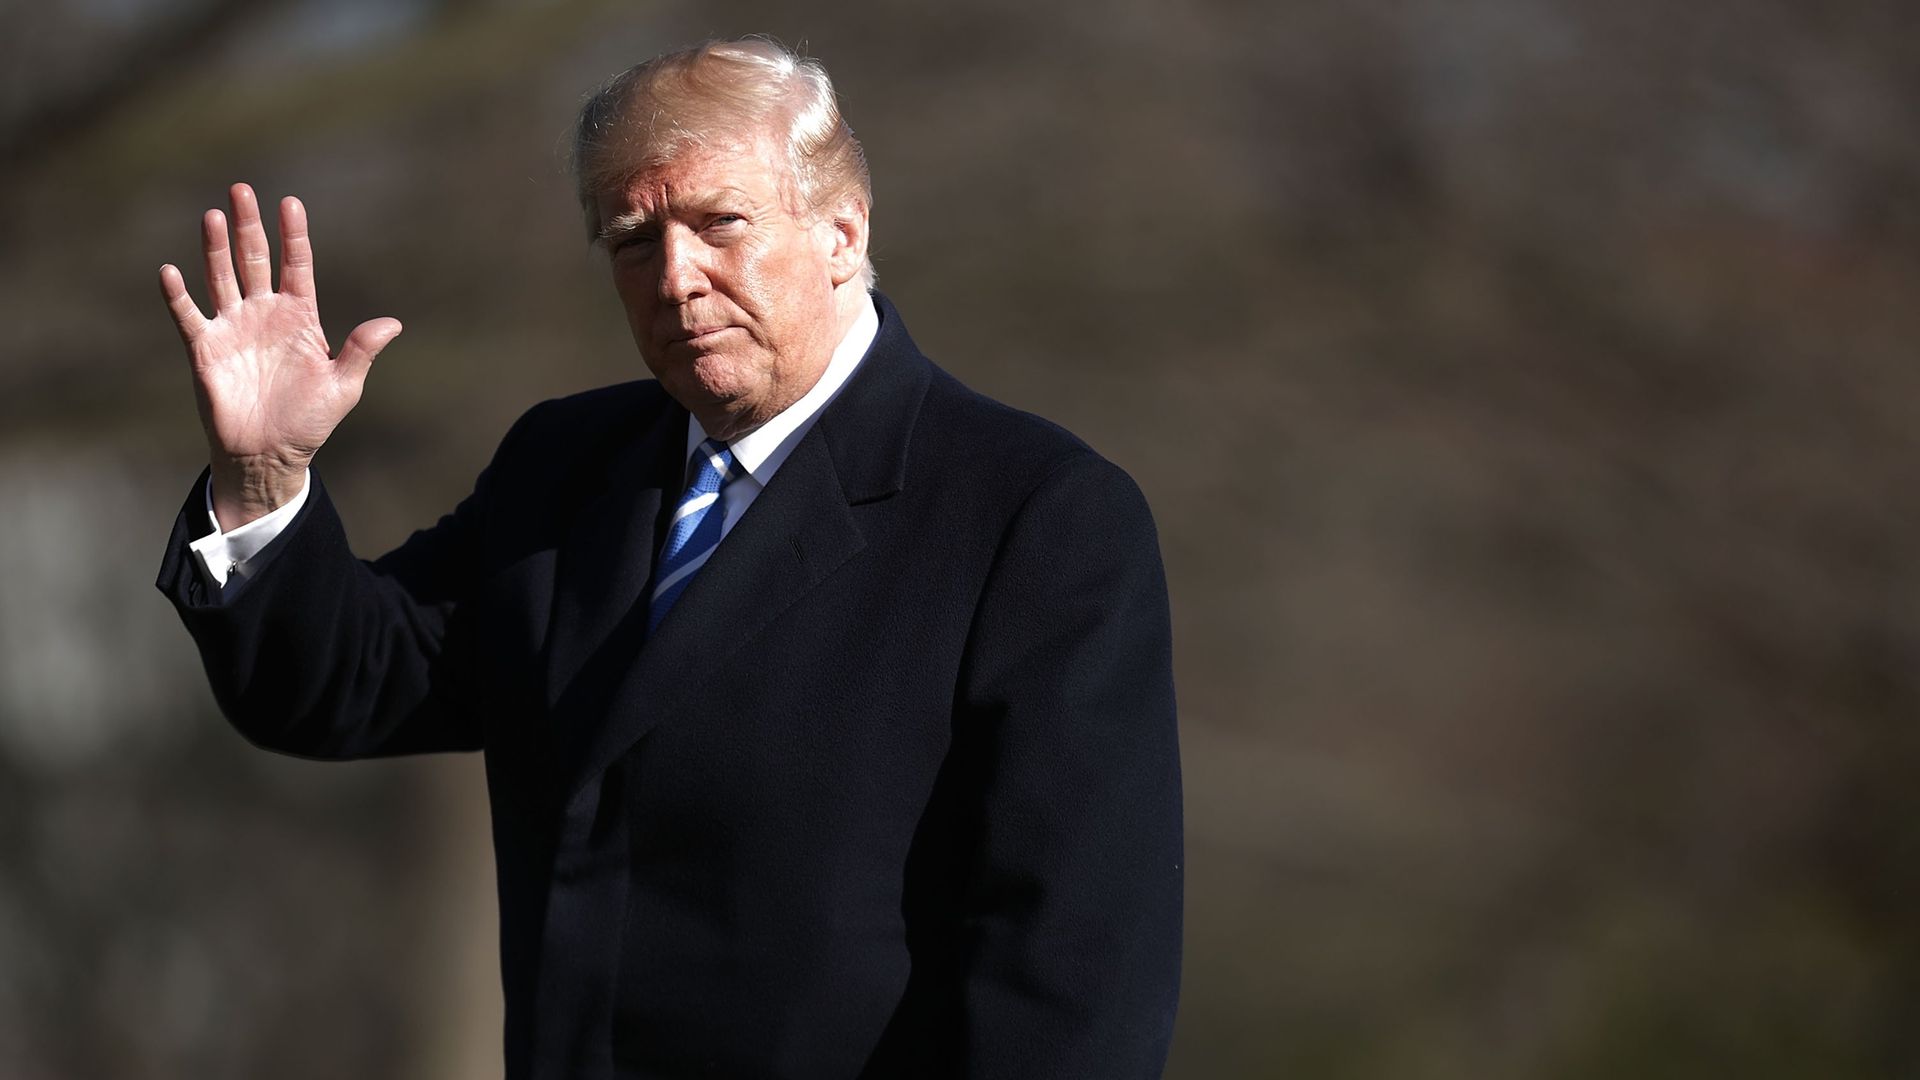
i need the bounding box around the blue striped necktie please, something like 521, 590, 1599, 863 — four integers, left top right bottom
648, 438, 737, 634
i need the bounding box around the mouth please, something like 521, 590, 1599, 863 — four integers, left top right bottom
669, 326, 734, 346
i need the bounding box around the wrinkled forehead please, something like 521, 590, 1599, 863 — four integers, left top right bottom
593, 136, 797, 226
595, 129, 805, 221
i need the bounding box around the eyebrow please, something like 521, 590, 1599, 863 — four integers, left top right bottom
596, 187, 760, 246
597, 212, 651, 247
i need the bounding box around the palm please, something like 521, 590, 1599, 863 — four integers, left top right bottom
190, 290, 350, 459
160, 183, 401, 479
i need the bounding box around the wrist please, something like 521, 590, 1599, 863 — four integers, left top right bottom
209, 455, 309, 531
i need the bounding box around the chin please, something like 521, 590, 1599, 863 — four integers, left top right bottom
664, 361, 769, 430
687, 354, 757, 400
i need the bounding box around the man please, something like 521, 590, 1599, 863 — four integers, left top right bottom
156, 39, 1181, 1080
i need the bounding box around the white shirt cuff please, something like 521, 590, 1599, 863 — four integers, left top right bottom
188, 469, 312, 589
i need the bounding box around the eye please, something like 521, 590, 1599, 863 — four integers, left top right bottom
610, 233, 657, 257
708, 214, 745, 229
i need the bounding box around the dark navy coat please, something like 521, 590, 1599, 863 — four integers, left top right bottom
158, 295, 1182, 1079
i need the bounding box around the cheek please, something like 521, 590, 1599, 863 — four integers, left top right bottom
732, 232, 825, 309
611, 268, 658, 316
727, 248, 780, 310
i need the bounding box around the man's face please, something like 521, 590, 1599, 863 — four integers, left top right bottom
597, 135, 848, 440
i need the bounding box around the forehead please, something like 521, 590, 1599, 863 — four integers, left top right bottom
595, 136, 793, 223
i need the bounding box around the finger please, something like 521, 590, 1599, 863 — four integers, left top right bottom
202, 208, 242, 311
334, 317, 403, 384
279, 195, 316, 300
158, 263, 209, 342
229, 183, 273, 297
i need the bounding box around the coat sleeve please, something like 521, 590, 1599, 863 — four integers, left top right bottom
955, 450, 1184, 1078
154, 404, 548, 760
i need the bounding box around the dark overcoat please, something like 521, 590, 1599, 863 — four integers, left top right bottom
158, 295, 1183, 1079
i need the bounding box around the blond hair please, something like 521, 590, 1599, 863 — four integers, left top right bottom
572, 38, 874, 287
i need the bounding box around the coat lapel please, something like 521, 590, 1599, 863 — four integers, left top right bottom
553, 427, 865, 799
542, 401, 684, 722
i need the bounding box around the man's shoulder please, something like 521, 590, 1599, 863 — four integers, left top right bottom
901, 362, 1161, 584
863, 291, 1090, 472
915, 364, 1111, 490
848, 294, 1137, 511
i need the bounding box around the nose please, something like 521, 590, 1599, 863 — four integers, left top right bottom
657, 227, 709, 304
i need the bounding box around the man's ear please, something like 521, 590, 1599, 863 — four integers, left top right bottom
823, 198, 869, 287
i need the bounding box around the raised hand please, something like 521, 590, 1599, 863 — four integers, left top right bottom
159, 183, 401, 530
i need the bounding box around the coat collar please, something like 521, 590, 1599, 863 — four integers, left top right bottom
541, 291, 934, 800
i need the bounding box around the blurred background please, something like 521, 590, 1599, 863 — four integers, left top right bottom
3, 0, 1919, 1076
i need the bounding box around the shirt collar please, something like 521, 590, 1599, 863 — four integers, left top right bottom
686, 294, 880, 486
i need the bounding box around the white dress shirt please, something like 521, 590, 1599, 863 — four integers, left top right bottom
189, 296, 880, 591
188, 468, 313, 588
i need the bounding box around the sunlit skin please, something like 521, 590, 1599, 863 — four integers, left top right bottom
595, 134, 870, 442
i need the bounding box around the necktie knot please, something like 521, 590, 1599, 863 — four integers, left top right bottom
685, 438, 736, 496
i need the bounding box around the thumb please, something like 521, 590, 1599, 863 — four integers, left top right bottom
335, 317, 403, 382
